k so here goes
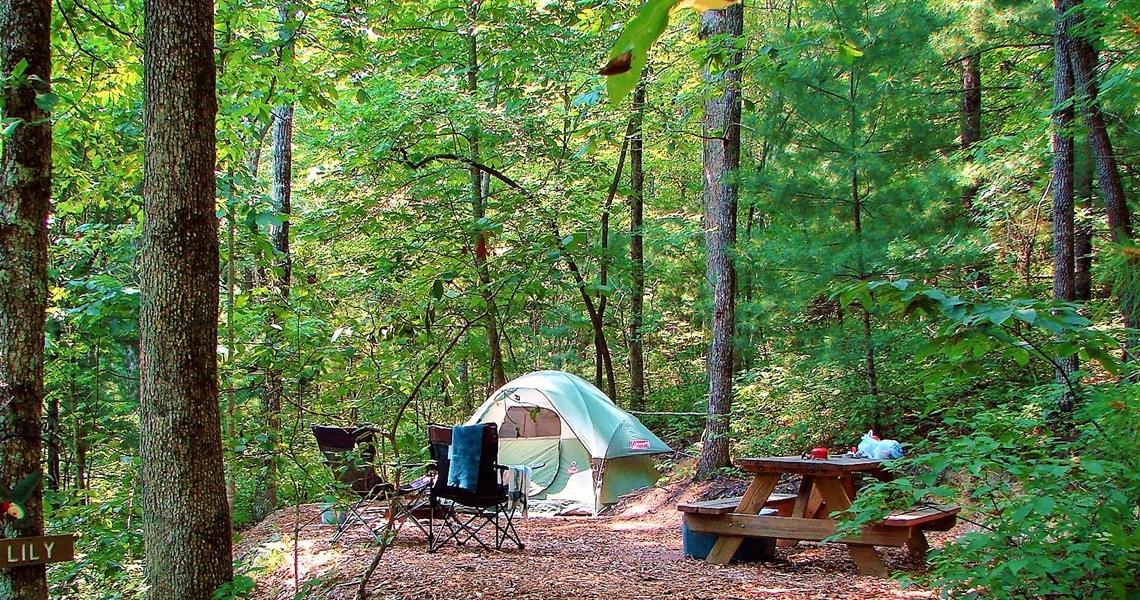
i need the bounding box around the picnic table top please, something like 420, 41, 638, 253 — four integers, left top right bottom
734, 455, 886, 476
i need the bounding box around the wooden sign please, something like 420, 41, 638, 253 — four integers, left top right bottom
0, 535, 75, 567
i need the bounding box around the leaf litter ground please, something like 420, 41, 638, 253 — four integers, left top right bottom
238, 477, 953, 600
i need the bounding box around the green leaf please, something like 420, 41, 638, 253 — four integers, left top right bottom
835, 41, 864, 65
1083, 345, 1121, 376
602, 0, 676, 106
431, 279, 444, 300
561, 232, 587, 250
987, 307, 1013, 325
34, 92, 58, 112
1032, 496, 1056, 515
11, 59, 28, 81
1, 119, 21, 139
255, 212, 284, 228
11, 472, 40, 503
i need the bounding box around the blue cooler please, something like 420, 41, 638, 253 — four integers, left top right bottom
682, 508, 777, 562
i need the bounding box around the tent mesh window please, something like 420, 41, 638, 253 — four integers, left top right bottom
500, 406, 560, 438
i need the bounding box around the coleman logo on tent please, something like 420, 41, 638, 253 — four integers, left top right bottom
629, 439, 651, 451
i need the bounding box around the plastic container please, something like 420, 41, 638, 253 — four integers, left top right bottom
681, 508, 777, 562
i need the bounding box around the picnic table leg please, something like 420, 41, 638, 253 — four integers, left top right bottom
806, 485, 825, 518
792, 477, 815, 518
813, 477, 888, 576
777, 477, 817, 548
906, 528, 929, 562
705, 473, 779, 565
847, 545, 889, 577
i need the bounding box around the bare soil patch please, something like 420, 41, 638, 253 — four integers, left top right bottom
238, 479, 948, 600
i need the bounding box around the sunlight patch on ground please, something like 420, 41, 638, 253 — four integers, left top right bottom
607, 520, 671, 532
296, 539, 347, 575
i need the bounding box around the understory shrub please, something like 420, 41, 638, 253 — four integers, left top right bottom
844, 383, 1140, 599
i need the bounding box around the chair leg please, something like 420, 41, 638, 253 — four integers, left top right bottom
332, 499, 383, 544
425, 497, 524, 552
498, 502, 523, 550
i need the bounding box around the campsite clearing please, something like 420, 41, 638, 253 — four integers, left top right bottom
237, 479, 954, 599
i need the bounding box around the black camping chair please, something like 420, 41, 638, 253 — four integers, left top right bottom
425, 423, 523, 553
311, 425, 430, 543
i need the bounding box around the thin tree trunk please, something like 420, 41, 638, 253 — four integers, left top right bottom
71, 380, 87, 492
255, 0, 295, 521
696, 4, 743, 479
47, 389, 60, 491
740, 140, 770, 372
225, 190, 238, 516
0, 0, 51, 595
1074, 149, 1094, 301
594, 124, 632, 401
465, 15, 506, 388
140, 0, 233, 596
849, 68, 880, 427
960, 53, 982, 211
1051, 13, 1078, 410
629, 82, 647, 412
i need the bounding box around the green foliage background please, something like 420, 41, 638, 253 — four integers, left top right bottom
20, 0, 1140, 596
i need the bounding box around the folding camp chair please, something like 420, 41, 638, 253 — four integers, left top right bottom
311, 425, 429, 543
425, 423, 523, 553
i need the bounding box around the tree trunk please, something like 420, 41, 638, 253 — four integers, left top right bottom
1059, 0, 1136, 351
1051, 12, 1078, 410
593, 121, 633, 402
695, 4, 743, 479
960, 52, 982, 211
225, 194, 238, 516
254, 1, 295, 521
466, 20, 506, 388
0, 0, 52, 595
1074, 150, 1094, 301
849, 69, 880, 427
140, 0, 234, 596
629, 82, 647, 412
47, 389, 60, 491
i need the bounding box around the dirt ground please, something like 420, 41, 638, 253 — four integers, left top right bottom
237, 480, 952, 600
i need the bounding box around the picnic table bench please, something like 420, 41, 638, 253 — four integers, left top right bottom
678, 492, 797, 516
681, 456, 961, 575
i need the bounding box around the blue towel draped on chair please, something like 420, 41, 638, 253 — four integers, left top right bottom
447, 424, 483, 491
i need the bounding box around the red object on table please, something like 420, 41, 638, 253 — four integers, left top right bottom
809, 447, 829, 459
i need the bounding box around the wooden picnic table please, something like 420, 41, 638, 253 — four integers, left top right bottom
683, 455, 958, 576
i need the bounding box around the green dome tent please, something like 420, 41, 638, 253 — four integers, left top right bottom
466, 371, 671, 514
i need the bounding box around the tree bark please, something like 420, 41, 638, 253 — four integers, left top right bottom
0, 0, 51, 595
254, 0, 295, 523
1062, 19, 1132, 243
1051, 13, 1078, 410
960, 52, 982, 211
465, 14, 506, 388
629, 82, 647, 412
225, 189, 239, 516
1074, 150, 1094, 301
593, 121, 633, 402
696, 4, 743, 479
140, 0, 234, 596
1058, 0, 1135, 353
